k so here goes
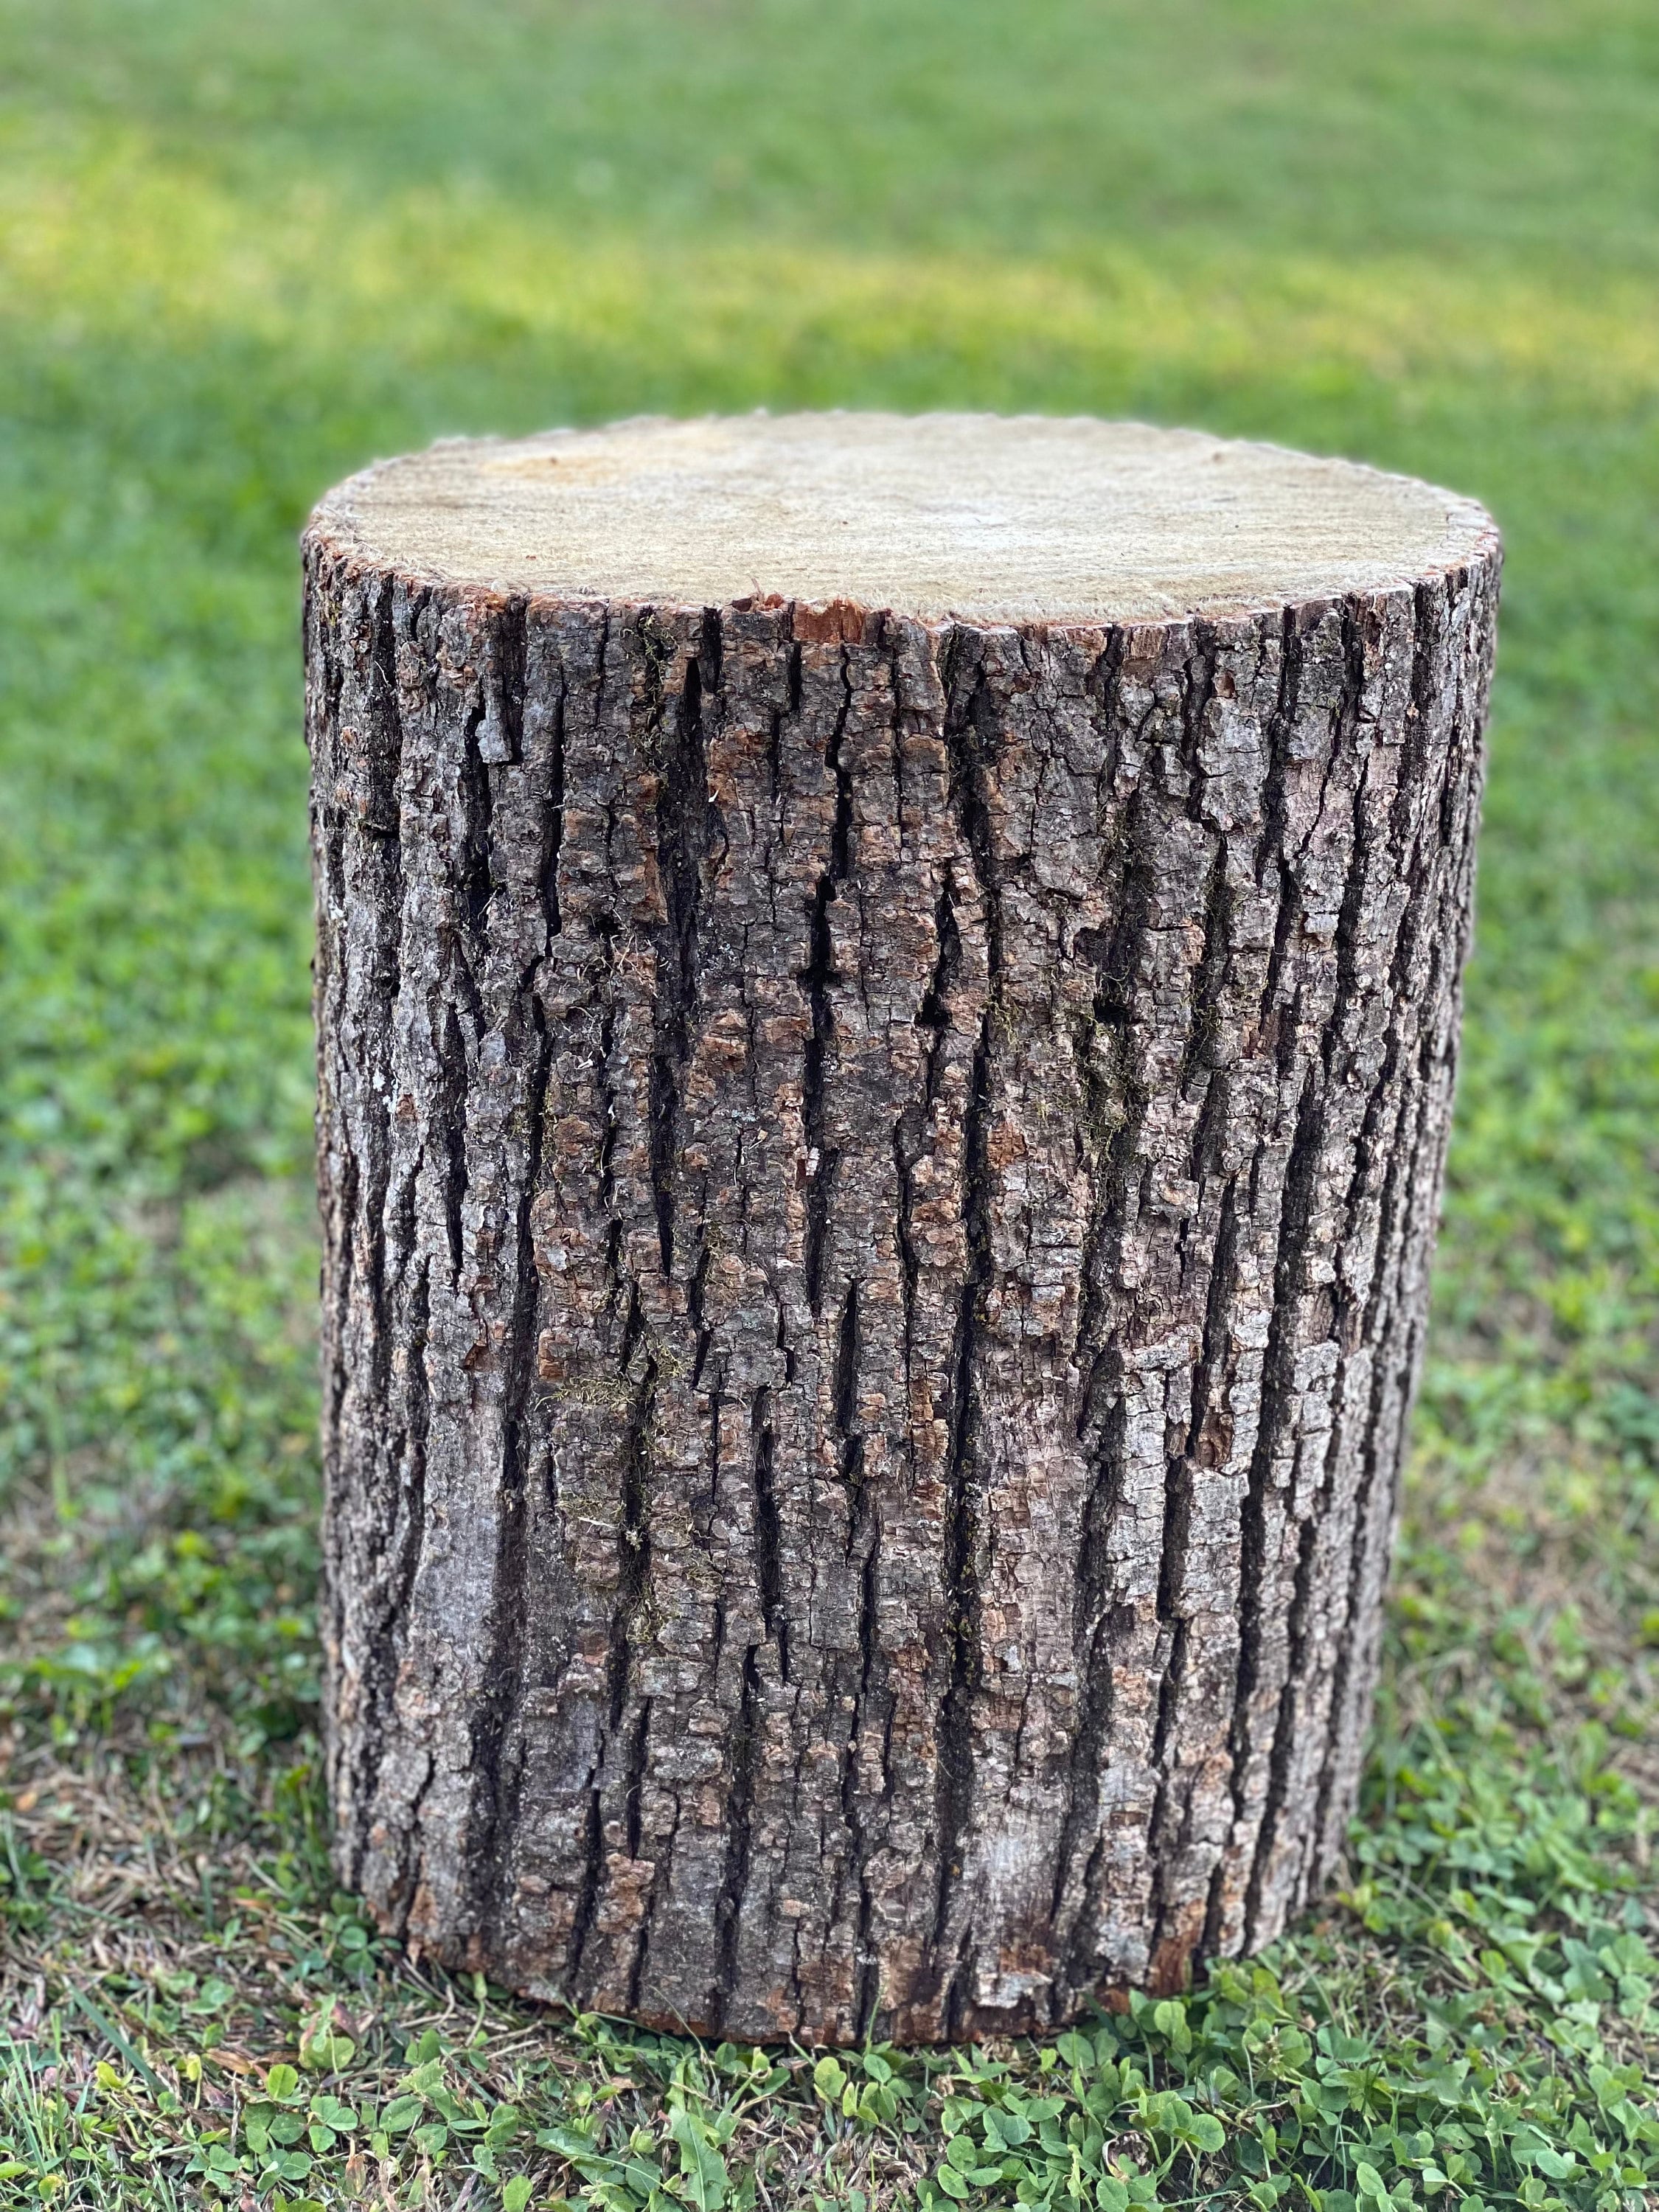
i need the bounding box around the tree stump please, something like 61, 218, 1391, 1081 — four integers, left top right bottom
305, 413, 1499, 2044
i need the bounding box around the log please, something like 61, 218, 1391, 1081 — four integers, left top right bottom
304, 413, 1500, 2044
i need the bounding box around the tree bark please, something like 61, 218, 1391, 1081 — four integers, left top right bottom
305, 415, 1500, 2044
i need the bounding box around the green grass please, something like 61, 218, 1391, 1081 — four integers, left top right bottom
1, 1, 1657, 2204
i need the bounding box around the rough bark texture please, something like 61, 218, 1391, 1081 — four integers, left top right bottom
306, 437, 1499, 2045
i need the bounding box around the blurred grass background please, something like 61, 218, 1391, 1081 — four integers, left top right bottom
1, 2, 1657, 2205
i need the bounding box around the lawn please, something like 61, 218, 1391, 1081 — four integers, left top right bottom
1, 0, 1658, 2204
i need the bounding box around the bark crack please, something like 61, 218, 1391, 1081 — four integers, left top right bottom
349, 1248, 431, 1887
1237, 606, 1374, 1944
801, 650, 855, 1316
648, 613, 719, 1281
711, 1646, 762, 2027
1053, 777, 1158, 1981
1221, 1065, 1321, 1929
465, 607, 552, 1952
751, 1388, 790, 1678
931, 653, 999, 2025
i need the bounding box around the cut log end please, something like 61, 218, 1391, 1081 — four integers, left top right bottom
305, 411, 1499, 2045
312, 410, 1497, 627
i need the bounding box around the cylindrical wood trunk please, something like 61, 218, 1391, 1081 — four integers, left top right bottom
305, 414, 1499, 2044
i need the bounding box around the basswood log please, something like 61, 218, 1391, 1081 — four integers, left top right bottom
305, 414, 1500, 2044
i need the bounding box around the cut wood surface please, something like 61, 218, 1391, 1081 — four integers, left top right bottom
305, 412, 1500, 2043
